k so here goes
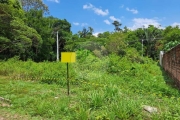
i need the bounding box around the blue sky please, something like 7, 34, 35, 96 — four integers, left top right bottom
43, 0, 180, 36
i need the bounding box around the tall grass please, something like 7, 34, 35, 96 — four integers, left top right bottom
0, 50, 180, 119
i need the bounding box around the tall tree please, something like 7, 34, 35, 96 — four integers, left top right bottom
133, 25, 163, 59
163, 25, 180, 43
0, 3, 42, 59
0, 0, 22, 9
78, 27, 94, 38
106, 32, 127, 55
98, 31, 111, 38
0, 2, 23, 54
123, 26, 130, 33
10, 18, 42, 58
21, 0, 48, 13
143, 25, 162, 58
112, 20, 122, 32
125, 31, 142, 54
52, 18, 72, 53
88, 26, 94, 36
25, 10, 72, 61
159, 25, 180, 52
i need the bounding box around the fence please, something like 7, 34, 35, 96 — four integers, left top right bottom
162, 44, 180, 88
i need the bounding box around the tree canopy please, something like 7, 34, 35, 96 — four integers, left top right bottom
0, 0, 179, 61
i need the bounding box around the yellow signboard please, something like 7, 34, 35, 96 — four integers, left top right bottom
61, 52, 76, 63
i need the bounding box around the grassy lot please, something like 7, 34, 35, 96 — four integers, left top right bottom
0, 54, 180, 120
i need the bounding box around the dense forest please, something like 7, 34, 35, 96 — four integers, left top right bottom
0, 0, 180, 62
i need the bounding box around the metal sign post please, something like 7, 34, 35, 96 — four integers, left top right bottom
67, 63, 69, 95
61, 52, 76, 95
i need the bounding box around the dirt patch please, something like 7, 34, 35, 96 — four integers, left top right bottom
1, 103, 11, 107
0, 110, 28, 120
0, 117, 5, 120
0, 97, 11, 108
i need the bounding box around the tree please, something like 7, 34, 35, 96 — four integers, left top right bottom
98, 31, 111, 38
112, 20, 122, 32
123, 26, 130, 33
0, 0, 22, 9
78, 27, 94, 38
51, 18, 72, 54
133, 25, 163, 59
143, 25, 163, 58
106, 32, 127, 55
125, 31, 142, 54
0, 3, 42, 59
125, 25, 163, 59
0, 3, 23, 54
10, 18, 42, 56
21, 0, 48, 13
25, 9, 72, 61
160, 25, 180, 52
163, 25, 180, 43
88, 26, 94, 36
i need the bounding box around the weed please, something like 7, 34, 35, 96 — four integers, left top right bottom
0, 54, 180, 119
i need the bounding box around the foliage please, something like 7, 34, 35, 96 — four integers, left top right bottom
0, 3, 42, 59
112, 20, 122, 32
123, 25, 164, 60
163, 40, 180, 52
125, 31, 142, 54
1, 54, 180, 119
1, 0, 180, 62
163, 26, 180, 43
97, 31, 111, 38
0, 0, 22, 10
78, 27, 94, 38
1, 0, 180, 61
26, 16, 73, 61
106, 32, 127, 55
0, 2, 72, 61
25, 10, 56, 61
64, 35, 108, 55
11, 18, 42, 52
1, 0, 180, 119
107, 54, 128, 74
21, 0, 49, 13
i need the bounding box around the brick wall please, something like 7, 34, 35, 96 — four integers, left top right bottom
162, 44, 180, 88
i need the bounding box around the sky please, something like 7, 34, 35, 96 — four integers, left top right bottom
43, 0, 180, 36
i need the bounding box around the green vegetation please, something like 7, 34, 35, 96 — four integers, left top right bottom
1, 53, 180, 119
1, 0, 180, 119
1, 0, 180, 61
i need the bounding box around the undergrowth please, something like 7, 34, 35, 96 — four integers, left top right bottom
0, 50, 180, 119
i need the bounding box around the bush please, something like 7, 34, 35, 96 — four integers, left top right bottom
107, 54, 132, 74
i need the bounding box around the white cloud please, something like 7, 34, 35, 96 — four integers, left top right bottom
126, 7, 138, 14
72, 22, 88, 26
94, 8, 109, 16
104, 20, 111, 25
73, 22, 80, 26
128, 18, 162, 30
93, 32, 103, 37
47, 0, 60, 3
83, 3, 109, 16
109, 16, 121, 22
83, 3, 93, 9
171, 22, 180, 27
81, 23, 88, 26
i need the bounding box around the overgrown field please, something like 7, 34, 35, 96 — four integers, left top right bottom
0, 50, 180, 120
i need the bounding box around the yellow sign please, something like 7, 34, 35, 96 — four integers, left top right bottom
61, 52, 76, 63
